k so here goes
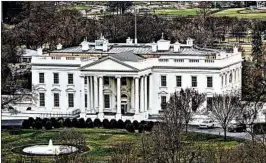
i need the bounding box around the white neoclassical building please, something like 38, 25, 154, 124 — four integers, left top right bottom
29, 35, 243, 121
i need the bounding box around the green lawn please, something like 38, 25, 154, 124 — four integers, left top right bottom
1, 128, 242, 162
72, 5, 91, 10
154, 8, 266, 19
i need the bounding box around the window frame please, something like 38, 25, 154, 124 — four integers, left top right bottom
39, 73, 45, 84
39, 93, 45, 107
176, 76, 182, 87
104, 94, 110, 108
207, 97, 213, 111
161, 96, 167, 110
53, 73, 59, 84
54, 93, 59, 107
191, 76, 197, 87
207, 76, 213, 88
68, 73, 74, 84
161, 75, 167, 87
68, 93, 74, 107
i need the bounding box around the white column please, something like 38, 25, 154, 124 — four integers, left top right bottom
116, 76, 121, 120
149, 74, 153, 110
134, 77, 139, 115
131, 78, 135, 110
94, 76, 98, 112
80, 76, 86, 118
87, 76, 90, 111
98, 76, 104, 120
140, 76, 144, 112
144, 75, 148, 112
90, 76, 94, 110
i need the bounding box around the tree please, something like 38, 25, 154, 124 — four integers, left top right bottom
251, 21, 264, 65
210, 92, 242, 140
108, 1, 133, 15
177, 88, 206, 132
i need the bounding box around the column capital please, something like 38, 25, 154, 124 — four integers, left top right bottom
115, 75, 121, 78
80, 75, 85, 78
133, 76, 140, 79
97, 75, 103, 78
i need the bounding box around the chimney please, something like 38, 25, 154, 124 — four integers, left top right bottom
103, 40, 108, 52
233, 46, 238, 54
173, 41, 180, 52
186, 38, 193, 46
126, 37, 133, 44
56, 43, 62, 50
81, 38, 89, 51
37, 47, 43, 55
151, 42, 157, 52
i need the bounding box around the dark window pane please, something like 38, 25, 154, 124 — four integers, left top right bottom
39, 73, 44, 83
192, 76, 197, 87
68, 93, 74, 107
104, 95, 110, 108
176, 76, 182, 87
121, 78, 127, 85
104, 77, 109, 85
161, 76, 167, 86
207, 77, 213, 87
54, 73, 59, 84
54, 93, 59, 107
68, 74, 73, 84
40, 93, 45, 106
85, 94, 87, 108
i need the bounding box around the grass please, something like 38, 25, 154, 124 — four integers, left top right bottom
72, 5, 91, 10
154, 8, 266, 19
1, 128, 242, 162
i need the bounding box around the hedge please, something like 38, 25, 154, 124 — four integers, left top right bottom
64, 118, 72, 127
94, 118, 102, 127
117, 119, 125, 129
78, 118, 86, 128
45, 121, 53, 130
103, 119, 110, 129
22, 120, 30, 129
72, 118, 78, 128
125, 123, 135, 133
110, 119, 117, 129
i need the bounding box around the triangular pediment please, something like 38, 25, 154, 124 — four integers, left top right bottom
80, 56, 138, 72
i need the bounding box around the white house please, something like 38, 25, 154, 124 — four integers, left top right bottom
29, 35, 243, 121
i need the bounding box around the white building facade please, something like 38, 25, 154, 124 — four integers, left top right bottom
30, 36, 243, 121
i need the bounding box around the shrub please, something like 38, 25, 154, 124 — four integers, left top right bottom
64, 118, 72, 127
42, 118, 49, 127
22, 120, 30, 129
110, 119, 117, 129
57, 119, 64, 128
125, 120, 131, 126
125, 123, 135, 133
72, 118, 78, 127
34, 120, 42, 130
138, 124, 145, 133
45, 121, 53, 130
94, 118, 102, 127
86, 118, 93, 128
103, 119, 110, 129
78, 118, 86, 128
145, 121, 154, 132
28, 117, 35, 127
117, 119, 125, 129
140, 120, 147, 125
133, 120, 139, 129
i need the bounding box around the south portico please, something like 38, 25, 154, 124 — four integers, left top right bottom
79, 56, 152, 121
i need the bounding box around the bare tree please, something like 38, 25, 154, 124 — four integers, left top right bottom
178, 88, 206, 132
210, 92, 242, 140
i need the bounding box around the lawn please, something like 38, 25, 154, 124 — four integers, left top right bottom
154, 8, 266, 19
1, 128, 242, 162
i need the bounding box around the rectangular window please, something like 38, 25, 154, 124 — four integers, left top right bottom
84, 77, 87, 84
85, 94, 87, 108
207, 76, 213, 88
161, 75, 167, 87
104, 95, 110, 108
68, 93, 74, 107
68, 74, 73, 84
121, 78, 127, 85
207, 97, 213, 111
54, 93, 59, 107
39, 93, 45, 107
54, 73, 59, 84
104, 77, 109, 85
192, 76, 197, 87
176, 76, 182, 87
161, 96, 167, 110
39, 73, 44, 83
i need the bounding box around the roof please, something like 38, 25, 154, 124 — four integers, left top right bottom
109, 51, 145, 62
19, 49, 38, 57
51, 44, 219, 56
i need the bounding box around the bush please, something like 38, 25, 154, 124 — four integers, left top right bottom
64, 118, 72, 127
57, 119, 64, 128
133, 120, 139, 129
45, 121, 53, 130
145, 121, 154, 132
78, 118, 86, 128
28, 117, 35, 127
94, 118, 102, 128
34, 120, 42, 130
103, 119, 110, 129
125, 120, 131, 126
22, 120, 30, 129
138, 124, 145, 133
117, 119, 125, 129
72, 118, 78, 127
42, 118, 49, 127
86, 118, 94, 128
125, 123, 135, 133
110, 119, 117, 129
